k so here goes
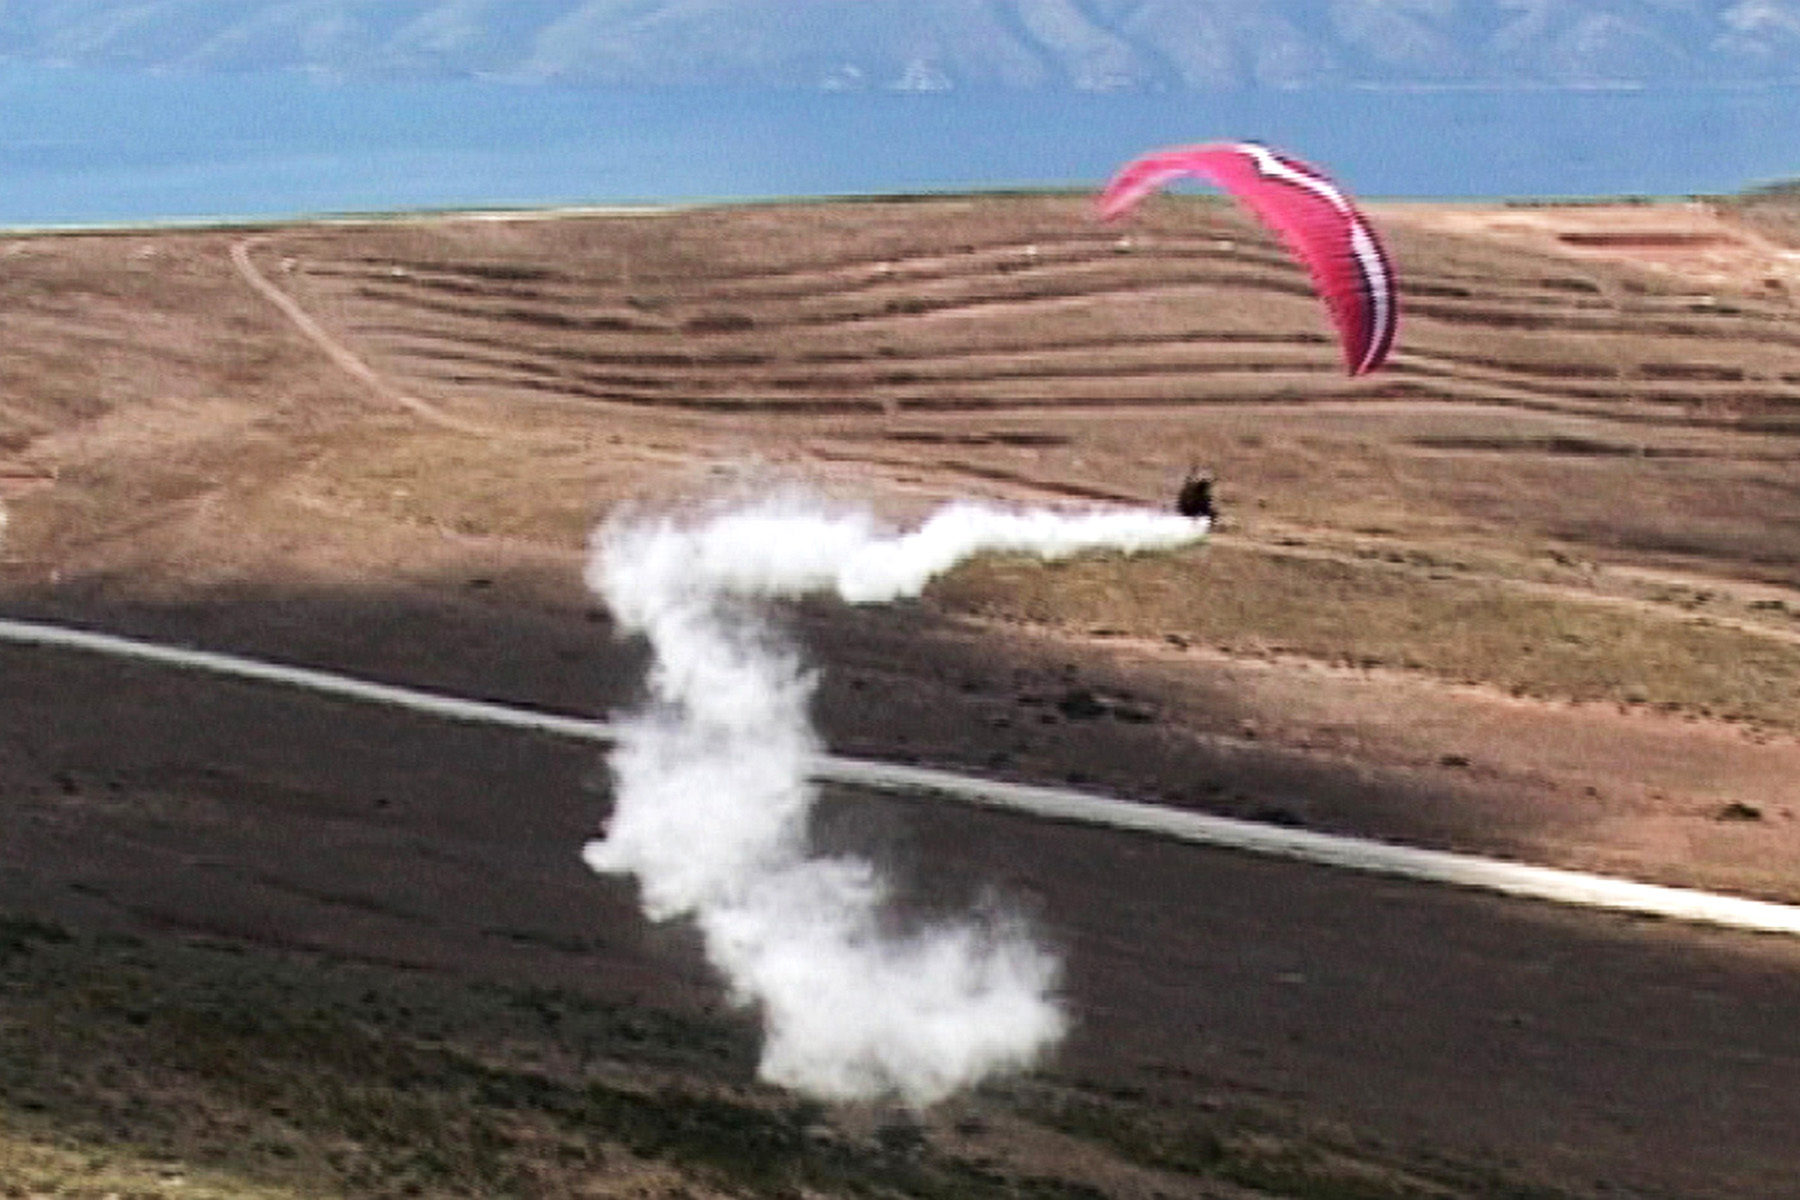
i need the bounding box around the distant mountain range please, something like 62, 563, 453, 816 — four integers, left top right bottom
4, 1, 1799, 89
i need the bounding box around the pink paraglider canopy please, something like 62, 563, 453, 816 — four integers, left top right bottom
1099, 141, 1399, 376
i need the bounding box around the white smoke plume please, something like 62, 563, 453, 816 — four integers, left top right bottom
583, 491, 1207, 1107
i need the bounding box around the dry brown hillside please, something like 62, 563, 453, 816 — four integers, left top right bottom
4, 193, 1800, 1198
8, 194, 1800, 896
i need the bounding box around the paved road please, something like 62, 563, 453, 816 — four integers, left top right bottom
4, 638, 1799, 1197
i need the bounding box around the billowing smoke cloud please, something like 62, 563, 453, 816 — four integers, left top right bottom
584, 491, 1206, 1106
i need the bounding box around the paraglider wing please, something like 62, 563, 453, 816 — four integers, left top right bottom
1099, 142, 1398, 376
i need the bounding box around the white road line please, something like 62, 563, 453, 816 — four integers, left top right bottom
0, 618, 609, 743
820, 760, 1800, 936
6, 616, 1800, 938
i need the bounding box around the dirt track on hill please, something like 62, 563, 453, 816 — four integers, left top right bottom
5, 194, 1800, 1195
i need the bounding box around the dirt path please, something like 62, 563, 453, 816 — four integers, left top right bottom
231, 237, 497, 437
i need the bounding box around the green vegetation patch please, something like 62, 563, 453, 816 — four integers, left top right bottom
931, 544, 1800, 729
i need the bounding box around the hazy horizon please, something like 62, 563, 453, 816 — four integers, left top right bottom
4, 63, 1799, 227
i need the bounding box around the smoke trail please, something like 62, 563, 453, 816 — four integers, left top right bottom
584, 491, 1206, 1106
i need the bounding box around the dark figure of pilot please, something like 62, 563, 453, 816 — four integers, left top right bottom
1176, 472, 1214, 520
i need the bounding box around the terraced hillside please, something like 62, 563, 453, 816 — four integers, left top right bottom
6, 193, 1800, 1198
5, 193, 1800, 866
262, 197, 1800, 423
7, 195, 1800, 892
251, 197, 1800, 563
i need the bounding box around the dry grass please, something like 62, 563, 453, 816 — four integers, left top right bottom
934, 542, 1800, 729
1720, 183, 1800, 249
6, 193, 1800, 1198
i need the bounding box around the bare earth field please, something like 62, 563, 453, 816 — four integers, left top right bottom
4, 192, 1800, 1197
